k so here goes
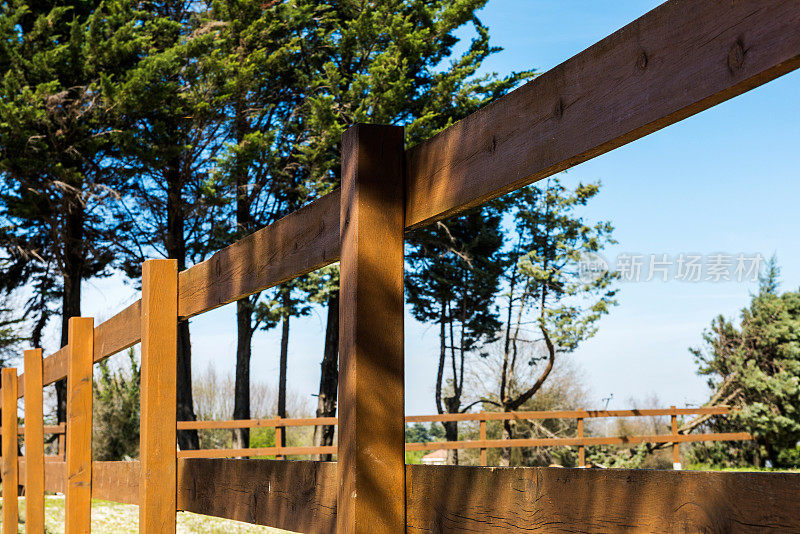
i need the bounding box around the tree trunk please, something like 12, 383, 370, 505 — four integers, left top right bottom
57, 199, 85, 427
233, 298, 254, 449
277, 287, 290, 448
443, 420, 459, 465
166, 162, 199, 450
313, 291, 339, 460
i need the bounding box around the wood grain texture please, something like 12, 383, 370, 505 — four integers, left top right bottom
405, 465, 800, 533
94, 461, 140, 505
139, 260, 178, 533
177, 458, 338, 534
43, 460, 66, 494
93, 300, 142, 364
2, 367, 18, 534
29, 458, 800, 533
338, 124, 406, 533
23, 348, 45, 533
17, 300, 141, 398
177, 416, 337, 430
65, 317, 93, 534
404, 0, 800, 228
24, 460, 138, 505
177, 445, 336, 458
178, 189, 340, 319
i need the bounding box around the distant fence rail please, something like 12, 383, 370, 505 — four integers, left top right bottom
173, 406, 751, 468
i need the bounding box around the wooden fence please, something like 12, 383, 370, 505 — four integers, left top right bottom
173, 406, 751, 470
2, 1, 800, 532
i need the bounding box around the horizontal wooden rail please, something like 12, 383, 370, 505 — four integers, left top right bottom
16, 300, 142, 398
404, 432, 752, 452
177, 416, 338, 430
2, 423, 66, 435
27, 458, 800, 532
178, 190, 341, 320
177, 408, 748, 461
405, 406, 733, 423
178, 445, 337, 459
403, 0, 800, 229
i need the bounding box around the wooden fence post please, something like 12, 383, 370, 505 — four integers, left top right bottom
338, 124, 405, 533
66, 317, 94, 534
671, 405, 681, 470
24, 348, 45, 533
577, 418, 585, 467
2, 367, 19, 534
140, 259, 178, 533
275, 416, 284, 460
480, 419, 487, 466
59, 427, 66, 461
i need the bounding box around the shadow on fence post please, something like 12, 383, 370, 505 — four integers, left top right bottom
337, 124, 406, 533
66, 317, 94, 533
2, 367, 19, 534
139, 259, 178, 533
24, 348, 45, 532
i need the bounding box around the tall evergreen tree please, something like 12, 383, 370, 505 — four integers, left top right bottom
204, 0, 322, 449
107, 0, 230, 449
292, 0, 534, 456
0, 0, 144, 418
489, 178, 617, 464
691, 258, 800, 468
406, 205, 505, 464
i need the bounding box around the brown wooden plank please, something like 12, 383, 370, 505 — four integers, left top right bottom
22, 459, 139, 505
94, 299, 142, 363
23, 348, 45, 533
43, 460, 66, 494
18, 300, 141, 398
94, 461, 140, 505
404, 0, 800, 229
2, 367, 19, 534
406, 465, 800, 532
338, 124, 406, 533
177, 416, 338, 430
177, 445, 337, 459
405, 432, 752, 452
14, 424, 64, 435
139, 260, 178, 533
177, 458, 338, 534
405, 406, 732, 423
65, 317, 94, 534
178, 189, 341, 320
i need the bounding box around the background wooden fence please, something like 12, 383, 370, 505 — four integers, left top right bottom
2, 1, 800, 532
172, 406, 751, 470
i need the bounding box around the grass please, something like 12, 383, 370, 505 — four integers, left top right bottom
0, 496, 294, 533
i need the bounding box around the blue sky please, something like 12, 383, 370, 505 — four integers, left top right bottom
55, 1, 800, 416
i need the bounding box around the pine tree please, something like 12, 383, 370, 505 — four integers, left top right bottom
488, 178, 617, 464
0, 0, 146, 420
106, 0, 232, 449
691, 257, 800, 468
406, 205, 505, 464
294, 0, 534, 456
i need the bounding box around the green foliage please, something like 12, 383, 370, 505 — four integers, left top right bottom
92, 350, 140, 461
690, 258, 800, 468
0, 0, 144, 340
487, 178, 617, 426
0, 291, 25, 367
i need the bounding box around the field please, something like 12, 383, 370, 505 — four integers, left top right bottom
0, 496, 291, 533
